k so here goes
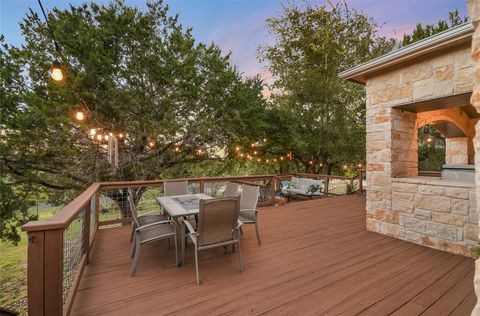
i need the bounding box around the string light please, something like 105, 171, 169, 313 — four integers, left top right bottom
75, 111, 84, 121
257, 158, 261, 162
263, 138, 267, 142
319, 163, 323, 167
358, 163, 362, 168
235, 146, 240, 151
253, 151, 257, 155
273, 158, 277, 162
251, 143, 255, 147
118, 133, 124, 139
266, 159, 269, 163
343, 165, 348, 170
240, 153, 244, 157
105, 134, 109, 141
427, 137, 433, 143
148, 141, 155, 148
309, 161, 313, 165
51, 59, 63, 81
89, 128, 96, 137
175, 147, 180, 153
280, 156, 284, 161
197, 149, 203, 155
96, 134, 102, 141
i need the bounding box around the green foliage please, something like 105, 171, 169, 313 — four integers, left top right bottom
470, 246, 480, 259
418, 125, 445, 171
0, 0, 266, 241
402, 9, 468, 46
258, 1, 393, 174
0, 179, 37, 245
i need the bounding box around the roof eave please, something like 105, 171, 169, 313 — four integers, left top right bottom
339, 22, 474, 85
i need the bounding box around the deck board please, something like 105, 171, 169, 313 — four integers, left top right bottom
71, 194, 476, 315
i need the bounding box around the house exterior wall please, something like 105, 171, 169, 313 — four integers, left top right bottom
365, 44, 477, 256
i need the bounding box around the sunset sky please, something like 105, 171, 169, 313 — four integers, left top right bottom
1, 0, 468, 81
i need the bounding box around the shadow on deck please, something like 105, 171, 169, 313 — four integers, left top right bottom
72, 194, 476, 315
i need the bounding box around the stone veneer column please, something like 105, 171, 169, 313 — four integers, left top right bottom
445, 137, 469, 164
468, 1, 480, 315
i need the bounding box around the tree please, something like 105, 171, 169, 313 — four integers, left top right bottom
258, 2, 395, 174
402, 9, 468, 46
0, 0, 266, 242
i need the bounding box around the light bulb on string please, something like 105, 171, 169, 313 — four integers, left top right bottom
343, 165, 348, 170
197, 149, 203, 155
319, 163, 323, 167
235, 146, 240, 151
96, 134, 102, 141
358, 163, 362, 168
253, 151, 257, 155
273, 158, 277, 162
266, 159, 269, 163
51, 59, 63, 81
251, 143, 255, 147
257, 158, 261, 162
89, 128, 96, 138
240, 153, 244, 157
118, 133, 124, 139
75, 111, 84, 121
427, 137, 433, 143
148, 141, 155, 148
280, 156, 284, 161
175, 147, 180, 153
104, 134, 109, 141
309, 161, 313, 165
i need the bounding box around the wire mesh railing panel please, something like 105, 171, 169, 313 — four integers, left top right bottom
136, 186, 163, 215
188, 182, 200, 194
205, 182, 227, 197
63, 208, 85, 303
90, 195, 96, 241
98, 188, 128, 224
327, 178, 358, 195
98, 186, 165, 225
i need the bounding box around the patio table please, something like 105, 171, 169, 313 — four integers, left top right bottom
156, 193, 213, 266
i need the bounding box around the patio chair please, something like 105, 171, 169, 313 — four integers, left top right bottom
128, 188, 166, 242
224, 181, 239, 197
183, 197, 243, 285
128, 190, 178, 276
163, 180, 188, 196
239, 184, 261, 245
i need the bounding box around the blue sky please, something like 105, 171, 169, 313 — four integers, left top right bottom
0, 0, 468, 80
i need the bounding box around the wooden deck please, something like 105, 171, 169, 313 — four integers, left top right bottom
72, 195, 476, 315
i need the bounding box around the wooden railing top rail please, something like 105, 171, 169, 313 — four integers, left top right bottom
22, 183, 101, 232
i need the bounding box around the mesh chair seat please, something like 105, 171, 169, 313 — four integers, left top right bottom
239, 212, 255, 224
138, 224, 176, 244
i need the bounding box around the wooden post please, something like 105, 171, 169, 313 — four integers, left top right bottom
325, 176, 330, 197
27, 231, 45, 316
270, 176, 276, 206
44, 229, 64, 316
359, 171, 364, 193
199, 180, 205, 193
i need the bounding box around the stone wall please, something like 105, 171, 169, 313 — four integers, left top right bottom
365, 41, 476, 256
468, 0, 480, 314
383, 178, 477, 256
446, 137, 469, 164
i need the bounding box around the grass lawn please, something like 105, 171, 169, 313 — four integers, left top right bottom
0, 206, 58, 316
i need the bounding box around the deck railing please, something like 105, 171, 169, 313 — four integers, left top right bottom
21, 172, 363, 315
